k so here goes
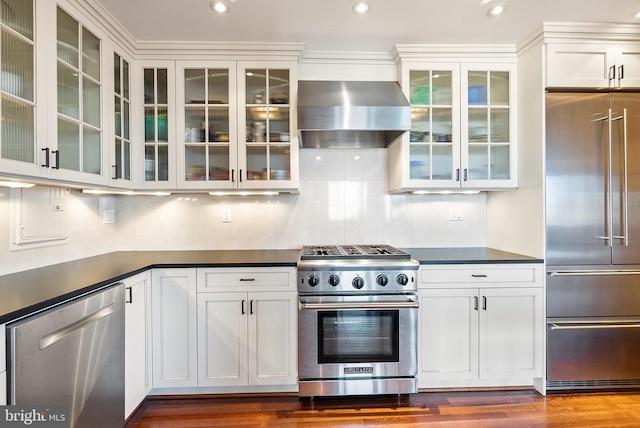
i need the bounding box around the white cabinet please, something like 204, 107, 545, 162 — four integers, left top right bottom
418, 263, 543, 388
124, 271, 152, 418
196, 267, 297, 388
0, 323, 6, 405
389, 58, 517, 192
176, 60, 298, 192
151, 268, 198, 388
547, 43, 640, 88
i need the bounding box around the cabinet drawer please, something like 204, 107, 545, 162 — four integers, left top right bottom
198, 267, 295, 292
420, 264, 542, 288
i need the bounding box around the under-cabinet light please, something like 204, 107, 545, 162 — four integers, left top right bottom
209, 191, 280, 196
412, 190, 481, 195
82, 189, 171, 196
0, 180, 35, 188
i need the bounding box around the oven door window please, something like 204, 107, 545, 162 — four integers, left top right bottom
317, 310, 399, 364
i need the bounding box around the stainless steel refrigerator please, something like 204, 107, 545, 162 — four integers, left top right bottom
545, 91, 640, 390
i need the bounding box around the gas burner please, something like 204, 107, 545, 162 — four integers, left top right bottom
300, 244, 411, 261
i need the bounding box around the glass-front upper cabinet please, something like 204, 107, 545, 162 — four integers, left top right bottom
461, 63, 517, 189
0, 0, 37, 177
113, 52, 131, 183
141, 63, 175, 189
177, 61, 237, 189
55, 6, 105, 184
237, 61, 298, 190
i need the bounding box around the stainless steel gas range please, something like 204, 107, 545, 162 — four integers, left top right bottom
297, 244, 419, 397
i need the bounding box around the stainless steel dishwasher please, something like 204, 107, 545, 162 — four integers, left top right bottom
8, 283, 125, 428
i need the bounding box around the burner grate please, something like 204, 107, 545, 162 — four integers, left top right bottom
300, 244, 410, 261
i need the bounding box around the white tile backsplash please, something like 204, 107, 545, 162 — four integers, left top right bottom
0, 148, 487, 275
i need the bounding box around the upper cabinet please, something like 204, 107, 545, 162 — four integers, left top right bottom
389, 54, 517, 192
176, 60, 298, 192
547, 43, 640, 88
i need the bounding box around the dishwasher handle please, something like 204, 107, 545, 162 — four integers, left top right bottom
40, 304, 116, 350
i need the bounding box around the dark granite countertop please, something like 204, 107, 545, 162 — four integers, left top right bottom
404, 247, 543, 265
0, 250, 300, 324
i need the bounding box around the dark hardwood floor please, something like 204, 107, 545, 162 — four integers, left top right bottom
125, 389, 640, 427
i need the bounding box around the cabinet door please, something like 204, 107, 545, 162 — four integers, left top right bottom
177, 61, 237, 190
418, 289, 478, 384
546, 43, 614, 88
248, 292, 297, 386
616, 45, 640, 88
0, 322, 5, 405
237, 61, 299, 191
111, 52, 133, 187
124, 271, 151, 418
461, 63, 517, 189
479, 288, 542, 379
197, 292, 248, 387
151, 268, 198, 388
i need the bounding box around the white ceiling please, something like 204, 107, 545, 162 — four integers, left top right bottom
94, 0, 640, 53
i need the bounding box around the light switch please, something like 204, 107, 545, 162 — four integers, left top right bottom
222, 208, 231, 223
449, 207, 463, 221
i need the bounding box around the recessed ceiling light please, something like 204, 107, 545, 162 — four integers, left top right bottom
487, 4, 507, 16
635, 10, 640, 18
353, 1, 370, 14
210, 0, 230, 14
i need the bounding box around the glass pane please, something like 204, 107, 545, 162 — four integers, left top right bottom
468, 71, 487, 105
410, 107, 429, 142
57, 62, 79, 119
114, 138, 121, 177
490, 145, 510, 180
490, 71, 509, 105
209, 145, 229, 181
185, 107, 205, 142
490, 108, 510, 142
246, 145, 267, 180
409, 70, 430, 105
270, 145, 290, 180
158, 107, 168, 142
157, 69, 167, 104
123, 101, 130, 140
432, 71, 452, 105
144, 145, 155, 180
56, 7, 78, 68
122, 59, 129, 99
184, 68, 205, 104
409, 144, 429, 180
114, 95, 121, 137
432, 108, 452, 142
185, 145, 206, 181
158, 145, 168, 181
468, 145, 488, 180
208, 69, 228, 104
269, 69, 289, 104
432, 145, 453, 180
268, 106, 289, 142
114, 54, 121, 95
246, 68, 265, 104
208, 106, 229, 142
1, 97, 34, 162
2, 29, 34, 101
82, 27, 100, 81
468, 108, 488, 142
124, 141, 130, 180
2, 0, 33, 40
83, 125, 101, 174
57, 118, 79, 171
144, 69, 155, 104
246, 107, 266, 142
144, 107, 155, 142
83, 77, 100, 128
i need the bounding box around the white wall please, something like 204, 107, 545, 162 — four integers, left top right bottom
0, 148, 487, 275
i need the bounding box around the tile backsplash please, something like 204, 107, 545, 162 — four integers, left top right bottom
0, 148, 486, 275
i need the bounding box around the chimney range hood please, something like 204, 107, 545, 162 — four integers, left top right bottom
297, 81, 411, 149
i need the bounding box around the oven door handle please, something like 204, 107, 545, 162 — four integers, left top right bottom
299, 301, 419, 310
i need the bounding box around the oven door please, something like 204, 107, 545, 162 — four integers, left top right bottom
298, 294, 418, 383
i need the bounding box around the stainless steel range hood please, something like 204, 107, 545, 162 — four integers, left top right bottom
297, 81, 411, 148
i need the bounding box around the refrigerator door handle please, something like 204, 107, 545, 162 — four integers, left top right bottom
607, 108, 614, 248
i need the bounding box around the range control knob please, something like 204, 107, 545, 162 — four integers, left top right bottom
308, 274, 320, 287
376, 274, 389, 287
396, 273, 409, 286
352, 276, 365, 290
328, 274, 340, 287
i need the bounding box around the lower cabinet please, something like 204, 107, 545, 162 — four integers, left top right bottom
151, 268, 198, 388
124, 271, 152, 418
197, 291, 297, 387
0, 323, 5, 405
418, 264, 544, 389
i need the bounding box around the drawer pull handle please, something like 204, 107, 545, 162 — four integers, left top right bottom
239, 278, 255, 282
471, 274, 487, 278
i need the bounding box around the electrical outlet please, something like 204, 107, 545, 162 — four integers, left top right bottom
102, 210, 115, 224
222, 208, 231, 223
449, 207, 463, 221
